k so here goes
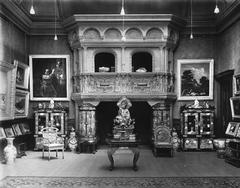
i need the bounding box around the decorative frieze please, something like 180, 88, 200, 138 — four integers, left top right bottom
72, 72, 174, 100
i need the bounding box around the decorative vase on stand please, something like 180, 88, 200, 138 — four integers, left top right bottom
4, 138, 17, 164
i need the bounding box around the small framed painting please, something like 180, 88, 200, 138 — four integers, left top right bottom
230, 96, 240, 119
177, 59, 214, 100
19, 123, 31, 134
29, 55, 70, 101
15, 89, 29, 118
12, 124, 22, 136
14, 60, 30, 90
4, 127, 15, 138
225, 122, 240, 136
234, 74, 240, 96
0, 127, 6, 139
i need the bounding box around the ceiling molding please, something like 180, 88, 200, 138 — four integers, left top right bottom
216, 0, 240, 33
0, 1, 31, 34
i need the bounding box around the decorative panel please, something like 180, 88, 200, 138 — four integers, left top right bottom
146, 28, 164, 40
104, 28, 121, 40
125, 28, 143, 39
83, 28, 101, 40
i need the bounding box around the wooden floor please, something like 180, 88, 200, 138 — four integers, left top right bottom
1, 147, 240, 180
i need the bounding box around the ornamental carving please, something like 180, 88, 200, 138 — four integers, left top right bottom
73, 73, 174, 96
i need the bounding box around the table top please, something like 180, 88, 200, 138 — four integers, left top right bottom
106, 138, 140, 147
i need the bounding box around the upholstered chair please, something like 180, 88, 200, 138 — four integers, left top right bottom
41, 126, 64, 161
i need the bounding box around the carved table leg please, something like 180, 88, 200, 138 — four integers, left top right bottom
107, 147, 118, 171
130, 147, 140, 171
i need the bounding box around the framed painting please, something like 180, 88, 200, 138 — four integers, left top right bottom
15, 89, 29, 118
177, 59, 214, 100
230, 96, 240, 119
29, 55, 70, 101
0, 61, 17, 121
19, 123, 31, 134
234, 74, 240, 96
4, 127, 15, 138
0, 127, 6, 139
225, 122, 239, 137
14, 60, 30, 90
12, 124, 22, 136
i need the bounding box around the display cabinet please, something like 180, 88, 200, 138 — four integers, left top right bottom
34, 109, 67, 150
181, 103, 215, 151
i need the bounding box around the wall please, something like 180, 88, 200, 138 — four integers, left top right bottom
28, 35, 74, 119
173, 34, 216, 119
0, 17, 28, 64
216, 20, 240, 75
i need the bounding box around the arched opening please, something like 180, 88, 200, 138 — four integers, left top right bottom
96, 101, 152, 145
132, 52, 152, 72
95, 52, 115, 72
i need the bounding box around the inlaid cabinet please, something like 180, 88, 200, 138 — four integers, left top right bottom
181, 106, 215, 150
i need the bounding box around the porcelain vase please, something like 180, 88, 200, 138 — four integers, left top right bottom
4, 138, 17, 164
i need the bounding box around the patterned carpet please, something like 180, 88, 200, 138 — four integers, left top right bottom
1, 176, 240, 188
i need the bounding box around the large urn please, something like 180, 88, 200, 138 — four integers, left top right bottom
4, 138, 17, 164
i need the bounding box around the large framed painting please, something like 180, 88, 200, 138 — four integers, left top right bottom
15, 89, 29, 118
230, 96, 240, 119
177, 59, 214, 100
14, 60, 30, 90
29, 55, 70, 101
234, 74, 240, 96
0, 61, 17, 121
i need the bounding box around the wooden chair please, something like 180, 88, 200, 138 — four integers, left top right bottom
41, 126, 64, 161
153, 125, 173, 157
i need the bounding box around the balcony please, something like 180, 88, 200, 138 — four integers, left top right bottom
72, 72, 176, 101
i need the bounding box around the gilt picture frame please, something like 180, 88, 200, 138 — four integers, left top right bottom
225, 122, 240, 137
29, 55, 70, 101
234, 74, 240, 96
0, 61, 17, 121
15, 89, 29, 118
230, 96, 240, 119
177, 59, 214, 100
14, 60, 30, 90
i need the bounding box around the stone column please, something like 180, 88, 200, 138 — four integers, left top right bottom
78, 103, 96, 138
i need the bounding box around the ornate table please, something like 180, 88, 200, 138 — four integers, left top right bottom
106, 139, 140, 171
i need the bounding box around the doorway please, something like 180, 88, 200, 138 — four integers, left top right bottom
215, 70, 234, 137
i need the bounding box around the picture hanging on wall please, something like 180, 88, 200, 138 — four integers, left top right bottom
29, 55, 70, 101
230, 96, 240, 119
0, 61, 17, 121
234, 74, 240, 96
15, 89, 29, 118
14, 60, 30, 90
177, 59, 214, 100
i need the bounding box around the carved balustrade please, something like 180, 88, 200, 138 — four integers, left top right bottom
72, 72, 175, 100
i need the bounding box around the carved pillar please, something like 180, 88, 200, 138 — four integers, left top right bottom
78, 47, 84, 73
152, 102, 171, 131
78, 103, 96, 138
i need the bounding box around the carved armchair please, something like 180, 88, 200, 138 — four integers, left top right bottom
153, 125, 173, 157
41, 127, 64, 161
